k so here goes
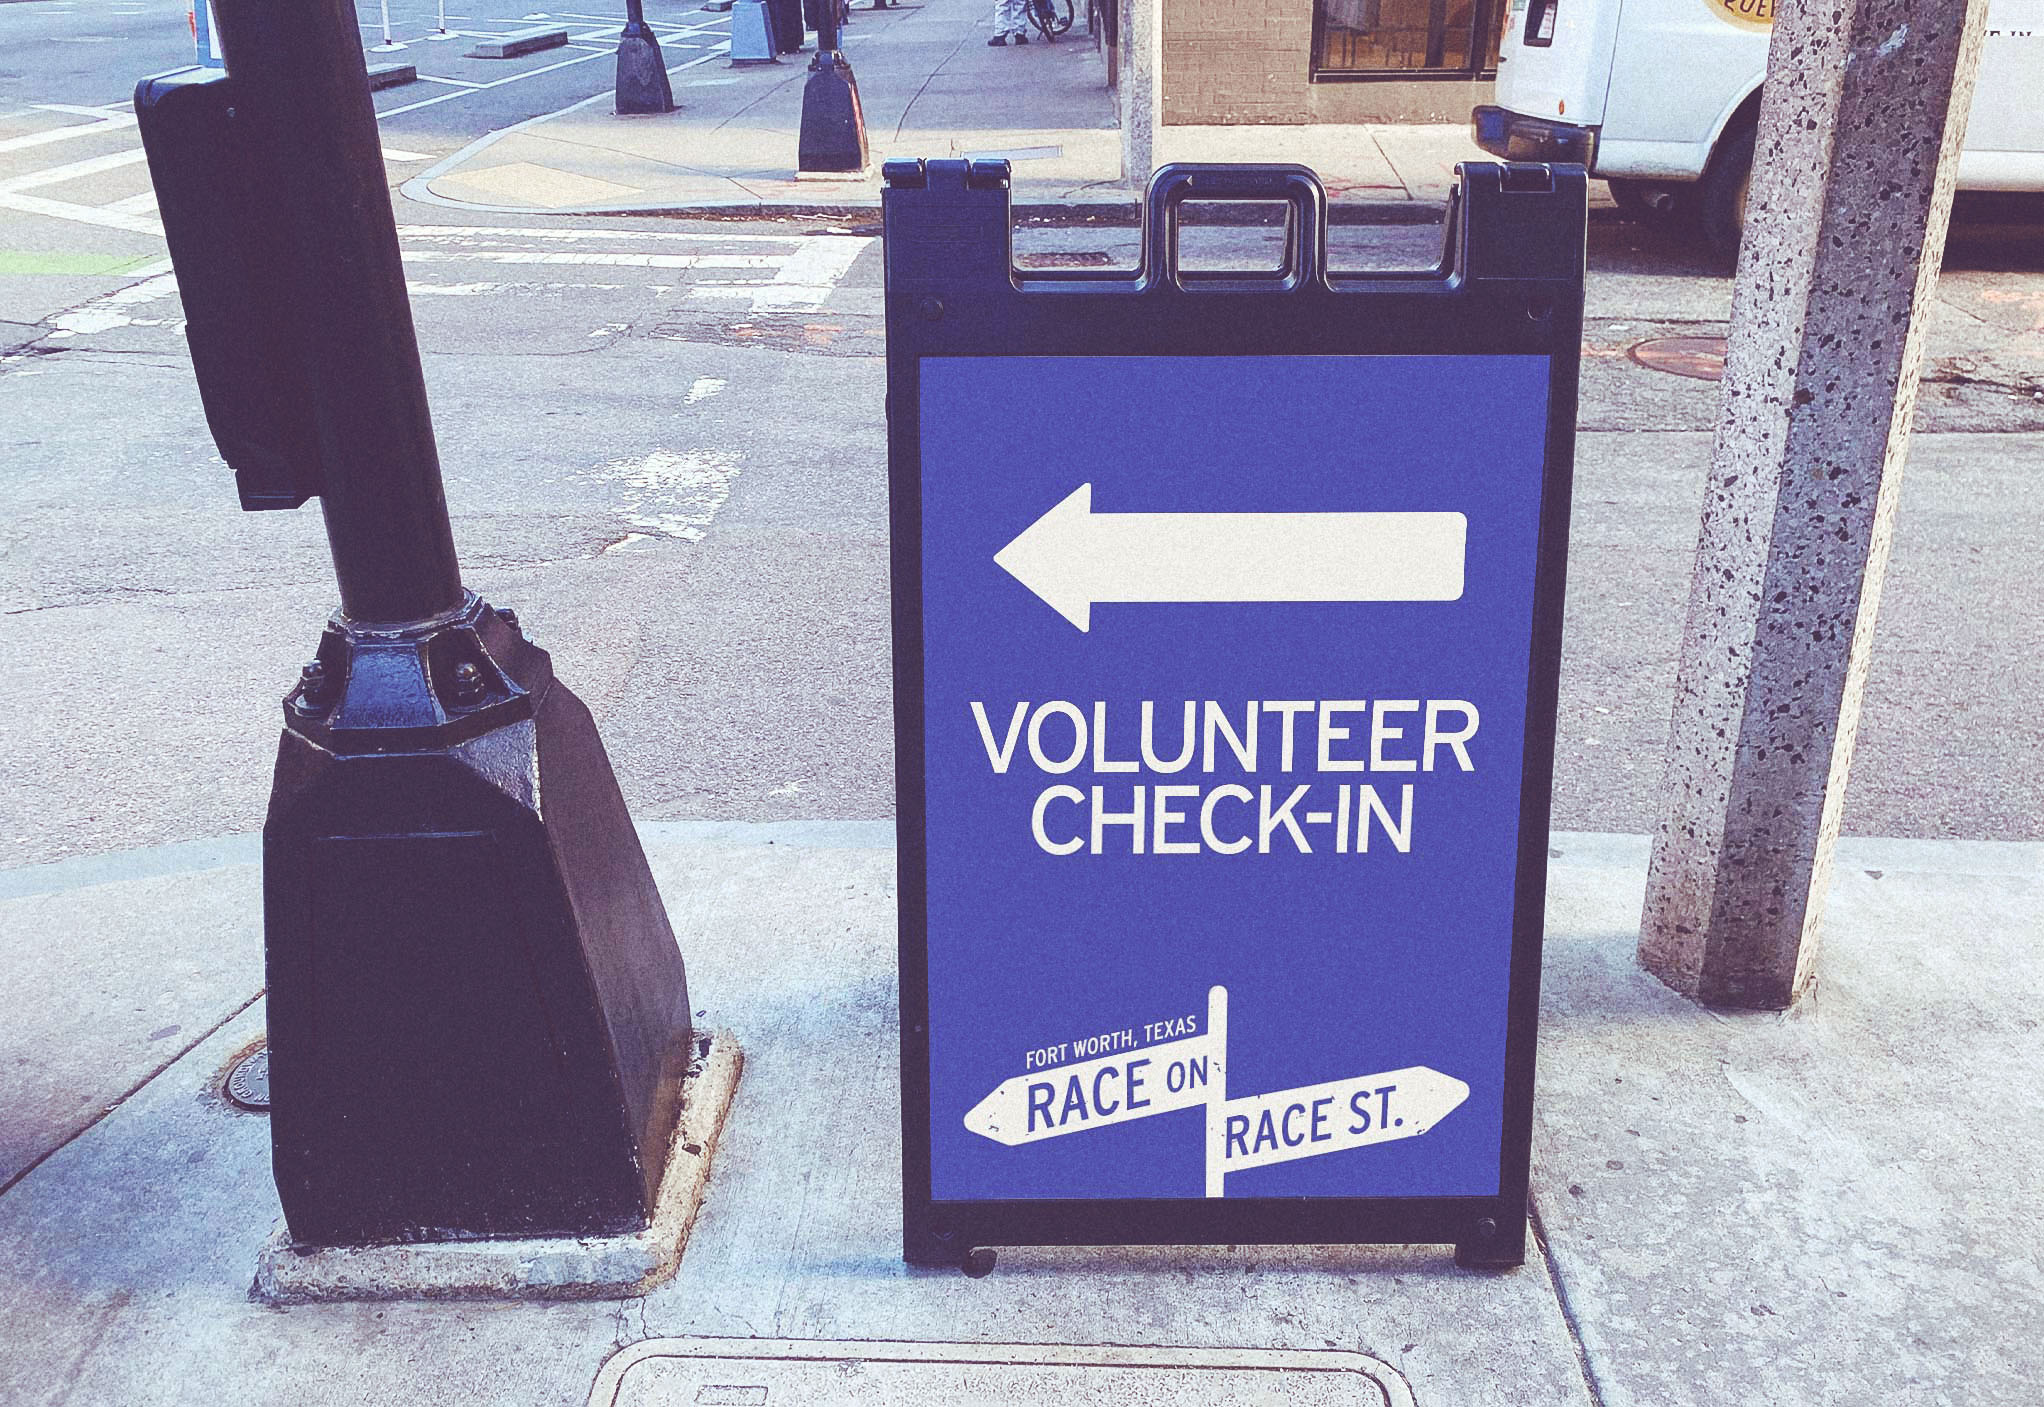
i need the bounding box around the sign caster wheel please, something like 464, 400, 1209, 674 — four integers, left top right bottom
1453, 1218, 1526, 1270
962, 1247, 997, 1278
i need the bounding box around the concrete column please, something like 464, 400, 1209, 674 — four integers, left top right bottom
1639, 0, 1987, 1009
1117, 0, 1158, 193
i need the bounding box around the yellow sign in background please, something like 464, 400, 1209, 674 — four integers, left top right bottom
1708, 0, 1776, 29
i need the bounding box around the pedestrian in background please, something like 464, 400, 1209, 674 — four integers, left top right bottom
987, 0, 1029, 45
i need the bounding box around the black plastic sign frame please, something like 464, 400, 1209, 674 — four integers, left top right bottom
885, 160, 1585, 1272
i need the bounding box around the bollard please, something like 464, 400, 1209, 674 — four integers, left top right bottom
615, 0, 677, 114
135, 0, 695, 1247
797, 0, 866, 173
766, 0, 805, 54
728, 0, 779, 64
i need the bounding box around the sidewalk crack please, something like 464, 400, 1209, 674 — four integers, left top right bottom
1531, 1196, 1610, 1407
0, 989, 265, 1202
892, 31, 970, 144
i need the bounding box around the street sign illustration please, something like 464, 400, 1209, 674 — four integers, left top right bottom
962, 986, 1470, 1199
885, 160, 1585, 1271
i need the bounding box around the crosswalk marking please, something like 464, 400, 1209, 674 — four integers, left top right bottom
400, 248, 789, 269
685, 237, 873, 310
4, 49, 873, 324
0, 147, 152, 196
0, 108, 137, 155
38, 232, 873, 323
397, 225, 841, 244
0, 191, 160, 236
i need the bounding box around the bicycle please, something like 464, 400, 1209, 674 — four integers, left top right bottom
1026, 0, 1073, 41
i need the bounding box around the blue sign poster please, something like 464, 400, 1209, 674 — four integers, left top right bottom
918, 353, 1550, 1207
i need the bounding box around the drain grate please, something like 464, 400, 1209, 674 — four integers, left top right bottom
226, 1044, 270, 1112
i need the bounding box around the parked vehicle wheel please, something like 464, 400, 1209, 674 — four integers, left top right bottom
1698, 122, 1756, 264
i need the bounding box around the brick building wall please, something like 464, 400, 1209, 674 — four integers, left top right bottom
1160, 0, 1494, 125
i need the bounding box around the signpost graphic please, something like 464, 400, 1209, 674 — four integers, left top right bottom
884, 160, 1585, 1272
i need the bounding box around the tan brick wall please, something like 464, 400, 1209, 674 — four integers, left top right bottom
1160, 0, 1494, 125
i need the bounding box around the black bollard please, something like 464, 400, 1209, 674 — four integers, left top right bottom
797, 0, 866, 172
615, 0, 676, 115
766, 0, 804, 54
135, 0, 695, 1248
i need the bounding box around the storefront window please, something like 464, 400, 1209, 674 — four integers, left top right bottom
1312, 0, 1504, 78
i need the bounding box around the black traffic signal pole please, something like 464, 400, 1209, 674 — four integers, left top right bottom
215, 0, 461, 625
616, 0, 677, 115
136, 0, 695, 1248
797, 0, 867, 172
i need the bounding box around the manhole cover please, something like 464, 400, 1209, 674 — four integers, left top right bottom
1629, 335, 1728, 381
226, 1044, 270, 1111
592, 1339, 1414, 1407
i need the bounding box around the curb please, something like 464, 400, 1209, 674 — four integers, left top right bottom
395, 183, 1461, 226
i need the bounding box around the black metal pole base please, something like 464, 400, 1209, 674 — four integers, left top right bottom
797, 51, 868, 173
615, 23, 676, 114
264, 595, 693, 1248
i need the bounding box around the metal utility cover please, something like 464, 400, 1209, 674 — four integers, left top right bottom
592, 1340, 1415, 1407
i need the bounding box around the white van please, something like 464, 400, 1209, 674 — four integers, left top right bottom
1472, 0, 2044, 256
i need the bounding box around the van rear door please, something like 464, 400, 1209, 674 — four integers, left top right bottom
1492, 0, 1623, 129
1598, 0, 1769, 179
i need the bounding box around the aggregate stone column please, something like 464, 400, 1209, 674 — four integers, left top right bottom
1117, 0, 1157, 193
1639, 0, 1987, 1009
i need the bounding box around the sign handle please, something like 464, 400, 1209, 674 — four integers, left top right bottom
1142, 164, 1328, 290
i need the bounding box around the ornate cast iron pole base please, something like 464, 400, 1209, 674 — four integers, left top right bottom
264, 595, 692, 1247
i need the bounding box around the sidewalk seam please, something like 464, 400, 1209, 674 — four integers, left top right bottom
891, 28, 971, 146
0, 988, 264, 1201
1530, 1197, 1609, 1407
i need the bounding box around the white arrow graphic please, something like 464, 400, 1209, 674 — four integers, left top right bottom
993, 484, 1468, 631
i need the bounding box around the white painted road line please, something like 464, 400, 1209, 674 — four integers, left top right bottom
396, 224, 815, 243
399, 248, 788, 268
0, 110, 136, 155
687, 236, 874, 310
0, 147, 151, 196
0, 191, 161, 236
30, 103, 131, 119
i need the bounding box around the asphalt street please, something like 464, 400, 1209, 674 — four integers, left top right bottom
4, 1, 2044, 869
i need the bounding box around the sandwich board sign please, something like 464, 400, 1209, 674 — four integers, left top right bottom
882, 161, 1584, 1270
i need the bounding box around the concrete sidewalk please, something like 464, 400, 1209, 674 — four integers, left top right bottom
401, 0, 1495, 217
2, 821, 2038, 1405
